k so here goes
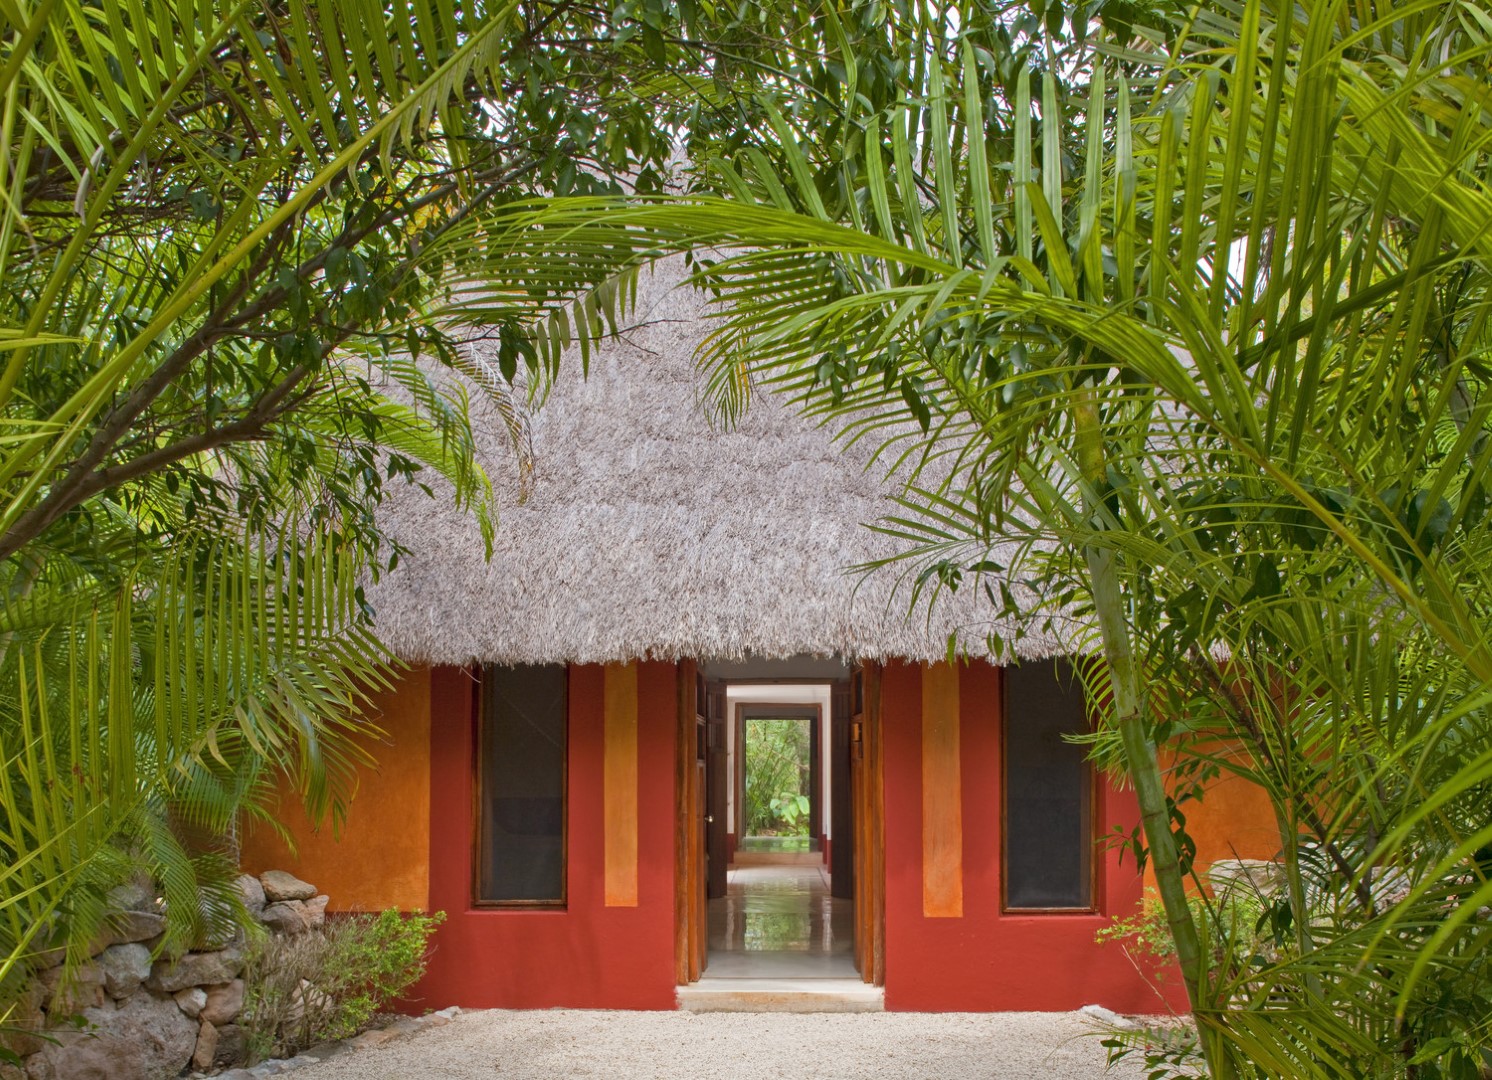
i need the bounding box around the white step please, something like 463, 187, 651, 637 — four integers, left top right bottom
677, 978, 884, 1013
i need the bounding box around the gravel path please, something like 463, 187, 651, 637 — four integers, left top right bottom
291, 1009, 1151, 1079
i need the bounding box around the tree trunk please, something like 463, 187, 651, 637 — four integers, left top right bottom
1071, 391, 1226, 1075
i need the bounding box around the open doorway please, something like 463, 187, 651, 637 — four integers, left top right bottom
677, 657, 883, 999
714, 689, 850, 979
742, 715, 814, 853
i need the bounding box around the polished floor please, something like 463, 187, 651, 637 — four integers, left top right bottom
705, 862, 856, 979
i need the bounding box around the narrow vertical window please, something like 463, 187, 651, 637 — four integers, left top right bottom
476, 664, 567, 905
1003, 659, 1094, 911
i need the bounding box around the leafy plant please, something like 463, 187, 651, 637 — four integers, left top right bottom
241, 909, 445, 1062
744, 718, 811, 837
770, 793, 811, 829
480, 0, 1492, 1073
1096, 891, 1182, 973
0, 0, 878, 1009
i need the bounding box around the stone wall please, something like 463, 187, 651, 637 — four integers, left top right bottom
2, 870, 329, 1080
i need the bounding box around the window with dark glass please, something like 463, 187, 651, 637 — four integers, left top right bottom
476, 664, 567, 905
1003, 659, 1094, 911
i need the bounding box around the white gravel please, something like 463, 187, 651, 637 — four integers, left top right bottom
290, 1009, 1152, 1079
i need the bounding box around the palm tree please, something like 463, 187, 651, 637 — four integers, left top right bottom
0, 0, 862, 1037
0, 0, 525, 1031
476, 0, 1492, 1073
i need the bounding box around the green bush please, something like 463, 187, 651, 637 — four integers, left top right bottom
241, 909, 444, 1062
744, 718, 811, 837
1094, 888, 1269, 1079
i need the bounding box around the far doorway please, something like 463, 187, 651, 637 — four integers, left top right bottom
676, 660, 883, 993
736, 704, 822, 859
716, 689, 851, 980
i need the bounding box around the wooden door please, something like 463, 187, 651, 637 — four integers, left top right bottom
830, 680, 853, 899
850, 680, 865, 973
705, 681, 729, 899
695, 746, 707, 970
851, 664, 886, 986
675, 664, 708, 984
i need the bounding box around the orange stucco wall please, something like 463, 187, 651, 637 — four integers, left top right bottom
240, 665, 432, 912
242, 656, 1283, 1012
1165, 747, 1282, 876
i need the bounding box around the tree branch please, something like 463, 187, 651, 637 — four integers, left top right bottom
0, 363, 315, 558
0, 160, 531, 562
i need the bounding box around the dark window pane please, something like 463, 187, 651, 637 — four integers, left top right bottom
477, 664, 566, 904
1004, 660, 1093, 910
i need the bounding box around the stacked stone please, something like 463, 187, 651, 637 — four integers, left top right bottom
2, 870, 327, 1080
1206, 858, 1285, 899
251, 871, 330, 937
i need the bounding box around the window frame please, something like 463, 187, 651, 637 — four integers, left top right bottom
470, 663, 569, 910
999, 661, 1100, 914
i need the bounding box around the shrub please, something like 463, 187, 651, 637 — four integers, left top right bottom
241, 909, 444, 1062
1094, 888, 1270, 1080
744, 717, 811, 836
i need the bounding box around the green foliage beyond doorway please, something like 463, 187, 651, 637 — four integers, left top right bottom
743, 718, 811, 839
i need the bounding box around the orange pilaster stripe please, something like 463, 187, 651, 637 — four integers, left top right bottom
922, 661, 963, 917
603, 662, 640, 906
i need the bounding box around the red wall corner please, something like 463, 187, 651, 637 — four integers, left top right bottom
418, 662, 679, 1010
881, 659, 1187, 1014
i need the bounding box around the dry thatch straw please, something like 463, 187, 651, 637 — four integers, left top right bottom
365, 261, 1084, 666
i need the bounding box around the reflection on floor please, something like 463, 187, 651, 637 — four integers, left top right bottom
706, 863, 856, 979
737, 835, 817, 854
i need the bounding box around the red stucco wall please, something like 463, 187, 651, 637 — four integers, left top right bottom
880, 660, 1188, 1013
405, 657, 1267, 1013
420, 662, 679, 1010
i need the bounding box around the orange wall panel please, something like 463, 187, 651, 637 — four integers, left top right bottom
1163, 748, 1282, 877
239, 665, 433, 912
920, 662, 963, 918
603, 662, 640, 907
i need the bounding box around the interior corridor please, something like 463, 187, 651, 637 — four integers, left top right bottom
706, 861, 855, 979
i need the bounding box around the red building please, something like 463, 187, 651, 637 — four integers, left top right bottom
243, 271, 1278, 1013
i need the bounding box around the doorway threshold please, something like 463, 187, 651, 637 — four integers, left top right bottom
678, 977, 884, 1013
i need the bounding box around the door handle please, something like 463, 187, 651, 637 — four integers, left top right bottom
706, 815, 714, 824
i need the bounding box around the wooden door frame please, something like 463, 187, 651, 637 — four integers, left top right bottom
675, 667, 885, 988
830, 681, 853, 899
705, 681, 729, 900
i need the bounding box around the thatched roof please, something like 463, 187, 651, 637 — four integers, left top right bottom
366, 262, 1077, 666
